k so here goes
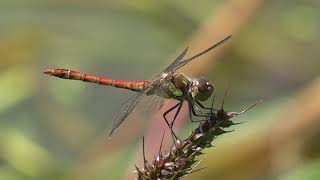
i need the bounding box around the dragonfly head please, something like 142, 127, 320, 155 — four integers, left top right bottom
191, 77, 214, 101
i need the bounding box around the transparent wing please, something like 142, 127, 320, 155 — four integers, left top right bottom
109, 91, 145, 136
173, 35, 231, 71
108, 47, 189, 136
141, 94, 165, 112
162, 47, 189, 73
108, 87, 163, 136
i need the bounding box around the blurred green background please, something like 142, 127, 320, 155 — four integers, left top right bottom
1, 0, 319, 180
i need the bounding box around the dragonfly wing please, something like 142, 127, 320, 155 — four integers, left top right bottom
173, 35, 232, 71
109, 91, 145, 136
109, 87, 156, 136
141, 94, 165, 112
162, 47, 188, 73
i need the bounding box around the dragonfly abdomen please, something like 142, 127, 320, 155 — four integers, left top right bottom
111, 79, 150, 91
44, 68, 150, 92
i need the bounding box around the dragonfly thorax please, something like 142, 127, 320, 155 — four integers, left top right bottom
152, 72, 189, 99
190, 77, 214, 101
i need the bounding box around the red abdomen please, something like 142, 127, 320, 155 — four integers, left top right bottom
44, 68, 150, 92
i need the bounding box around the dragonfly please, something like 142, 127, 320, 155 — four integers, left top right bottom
44, 35, 231, 136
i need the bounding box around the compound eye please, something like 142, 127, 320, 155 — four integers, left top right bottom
206, 82, 211, 89
194, 77, 214, 101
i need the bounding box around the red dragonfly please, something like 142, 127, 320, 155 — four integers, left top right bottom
44, 35, 231, 136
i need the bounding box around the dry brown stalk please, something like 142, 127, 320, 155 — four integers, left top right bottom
135, 91, 260, 179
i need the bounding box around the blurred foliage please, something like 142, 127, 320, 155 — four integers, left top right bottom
281, 160, 320, 180
0, 0, 319, 180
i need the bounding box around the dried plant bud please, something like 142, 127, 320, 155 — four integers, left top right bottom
135, 90, 260, 179
176, 158, 187, 167
164, 162, 175, 171
194, 146, 203, 153
161, 169, 170, 176
175, 139, 183, 149
154, 155, 165, 168
213, 127, 228, 135
193, 133, 204, 141
144, 162, 152, 171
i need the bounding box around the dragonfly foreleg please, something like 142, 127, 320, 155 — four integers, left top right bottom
163, 101, 183, 139
195, 99, 217, 111
170, 101, 183, 128
188, 100, 207, 123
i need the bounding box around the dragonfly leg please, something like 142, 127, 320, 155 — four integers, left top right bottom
170, 101, 183, 128
188, 100, 207, 123
163, 101, 183, 139
163, 101, 181, 127
195, 99, 217, 111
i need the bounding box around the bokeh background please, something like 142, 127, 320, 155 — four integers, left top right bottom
1, 0, 319, 180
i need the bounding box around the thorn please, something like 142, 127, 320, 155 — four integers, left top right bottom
192, 158, 204, 169
134, 164, 140, 171
210, 93, 216, 111
221, 87, 229, 110
228, 99, 262, 118
233, 121, 246, 125
158, 130, 165, 156
187, 167, 207, 175
133, 164, 142, 175
238, 99, 261, 114
225, 129, 235, 133
142, 136, 146, 164
170, 128, 179, 147
213, 127, 228, 135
